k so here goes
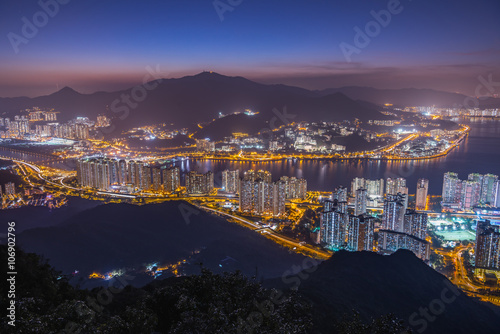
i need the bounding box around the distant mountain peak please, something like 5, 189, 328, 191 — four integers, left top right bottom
193, 71, 225, 78
55, 86, 80, 95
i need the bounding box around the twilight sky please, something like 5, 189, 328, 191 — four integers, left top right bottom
0, 0, 499, 97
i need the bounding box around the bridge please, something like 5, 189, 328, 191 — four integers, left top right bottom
0, 146, 70, 165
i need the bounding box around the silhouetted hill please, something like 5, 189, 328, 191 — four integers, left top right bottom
194, 113, 270, 140
0, 72, 387, 132
193, 90, 389, 139
478, 96, 500, 109
17, 201, 308, 285
0, 245, 313, 333
7, 242, 500, 333
273, 249, 500, 333
319, 86, 500, 108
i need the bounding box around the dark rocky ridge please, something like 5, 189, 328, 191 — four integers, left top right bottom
272, 249, 500, 333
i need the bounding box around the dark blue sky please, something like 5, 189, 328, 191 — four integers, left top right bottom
0, 0, 499, 97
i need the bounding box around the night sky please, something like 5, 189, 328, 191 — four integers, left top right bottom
0, 0, 499, 97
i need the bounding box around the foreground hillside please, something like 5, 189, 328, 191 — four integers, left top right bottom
3, 243, 500, 333
283, 250, 500, 333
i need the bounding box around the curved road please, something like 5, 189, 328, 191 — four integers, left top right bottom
197, 204, 331, 260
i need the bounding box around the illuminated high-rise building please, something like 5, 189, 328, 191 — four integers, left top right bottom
152, 168, 162, 191
78, 158, 175, 192
321, 196, 373, 252
140, 165, 152, 191
205, 171, 214, 194
296, 178, 307, 199
75, 123, 89, 139
378, 230, 430, 261
332, 186, 348, 202
468, 173, 483, 186
186, 171, 214, 194
239, 170, 285, 216
273, 180, 287, 216
346, 215, 374, 252
118, 160, 127, 185
481, 174, 499, 205
239, 178, 259, 213
105, 159, 115, 185
415, 178, 429, 211
365, 179, 384, 198
461, 180, 481, 211
323, 199, 336, 212
163, 166, 180, 193
97, 159, 111, 190
127, 161, 141, 188
280, 176, 307, 199
403, 210, 428, 240
76, 159, 84, 186
386, 177, 406, 196
324, 198, 348, 215
378, 201, 429, 260
442, 172, 462, 208
185, 171, 202, 194
351, 177, 365, 194
495, 180, 500, 208
77, 159, 99, 190
475, 220, 500, 270
19, 120, 30, 135
77, 158, 111, 191
44, 111, 57, 121
320, 210, 348, 250
354, 188, 367, 216
382, 194, 406, 232
222, 169, 240, 193
35, 124, 51, 137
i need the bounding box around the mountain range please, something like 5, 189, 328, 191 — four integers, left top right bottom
318, 86, 500, 109
2, 72, 496, 136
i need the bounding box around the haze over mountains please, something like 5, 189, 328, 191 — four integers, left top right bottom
1, 72, 496, 134
318, 86, 500, 109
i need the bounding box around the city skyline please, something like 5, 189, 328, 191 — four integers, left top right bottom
0, 0, 498, 97
2, 1, 500, 331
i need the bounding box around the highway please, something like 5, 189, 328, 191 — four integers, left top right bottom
6, 157, 330, 260
195, 204, 331, 260
451, 246, 479, 292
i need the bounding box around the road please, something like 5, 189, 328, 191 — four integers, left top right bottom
452, 246, 479, 292
433, 245, 500, 306
8, 158, 331, 260
196, 204, 331, 260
